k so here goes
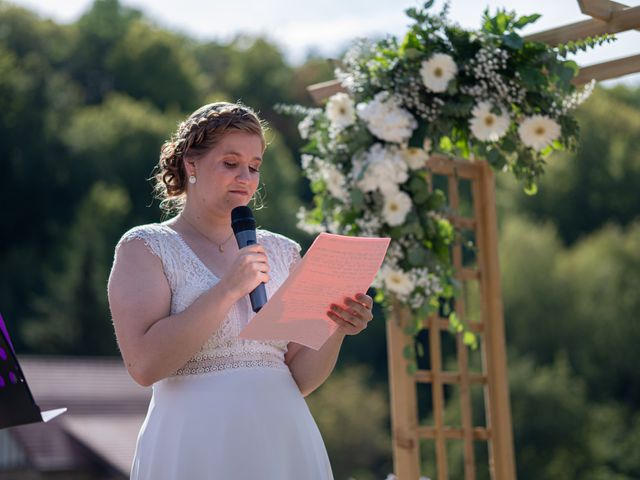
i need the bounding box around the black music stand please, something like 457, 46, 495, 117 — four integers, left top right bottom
0, 313, 66, 429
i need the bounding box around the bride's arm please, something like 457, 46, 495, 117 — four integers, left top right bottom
108, 238, 238, 386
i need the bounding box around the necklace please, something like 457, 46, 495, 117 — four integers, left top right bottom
180, 215, 234, 253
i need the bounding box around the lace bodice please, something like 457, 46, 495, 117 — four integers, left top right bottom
114, 222, 301, 378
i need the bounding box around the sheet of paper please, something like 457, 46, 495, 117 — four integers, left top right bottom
239, 232, 390, 350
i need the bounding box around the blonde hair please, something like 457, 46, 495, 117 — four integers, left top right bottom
153, 101, 267, 215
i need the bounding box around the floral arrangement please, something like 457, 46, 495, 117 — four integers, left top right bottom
277, 1, 612, 370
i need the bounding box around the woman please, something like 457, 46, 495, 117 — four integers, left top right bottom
107, 102, 374, 479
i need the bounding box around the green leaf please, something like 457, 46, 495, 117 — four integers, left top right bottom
403, 345, 414, 360
463, 331, 477, 349
439, 136, 453, 152
514, 13, 541, 30
409, 120, 429, 148
519, 66, 546, 88
408, 247, 428, 266
501, 137, 516, 153
350, 189, 365, 209
502, 32, 524, 50
524, 182, 538, 195
374, 290, 385, 303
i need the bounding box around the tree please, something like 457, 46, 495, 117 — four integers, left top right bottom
497, 86, 640, 245
23, 183, 131, 355
106, 20, 203, 110
61, 92, 180, 223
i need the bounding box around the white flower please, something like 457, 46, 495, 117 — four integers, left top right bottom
381, 265, 414, 297
420, 53, 458, 93
319, 162, 349, 201
400, 147, 429, 170
357, 144, 409, 195
382, 189, 412, 226
518, 115, 561, 151
469, 101, 510, 142
356, 91, 417, 143
325, 92, 355, 130
297, 115, 314, 139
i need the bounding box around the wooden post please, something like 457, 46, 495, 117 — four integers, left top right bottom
386, 299, 421, 480
473, 162, 516, 480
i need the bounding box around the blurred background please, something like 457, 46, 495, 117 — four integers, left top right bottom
1, 0, 639, 479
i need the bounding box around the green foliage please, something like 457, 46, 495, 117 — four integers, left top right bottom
555, 34, 617, 57
498, 86, 640, 244
106, 20, 203, 110
23, 183, 131, 355
61, 92, 180, 220
508, 355, 593, 479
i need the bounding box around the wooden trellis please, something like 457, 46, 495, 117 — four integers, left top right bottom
305, 1, 640, 478
386, 157, 514, 480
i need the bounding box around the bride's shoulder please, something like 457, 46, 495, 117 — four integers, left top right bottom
257, 229, 301, 254
114, 222, 176, 258
117, 222, 171, 244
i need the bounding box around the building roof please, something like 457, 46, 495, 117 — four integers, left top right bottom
4, 355, 151, 477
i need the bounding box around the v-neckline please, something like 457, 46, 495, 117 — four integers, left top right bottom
161, 223, 223, 280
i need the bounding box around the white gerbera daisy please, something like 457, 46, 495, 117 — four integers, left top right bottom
325, 92, 355, 130
469, 102, 511, 142
420, 53, 458, 93
381, 266, 414, 297
518, 115, 561, 151
382, 189, 412, 226
400, 147, 429, 170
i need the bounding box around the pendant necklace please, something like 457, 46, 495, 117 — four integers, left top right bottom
181, 215, 234, 253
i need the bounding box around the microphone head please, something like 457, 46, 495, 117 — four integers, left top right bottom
231, 206, 256, 233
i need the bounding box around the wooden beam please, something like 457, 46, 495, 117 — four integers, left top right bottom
307, 79, 347, 104
573, 52, 640, 84
578, 0, 640, 33
578, 0, 638, 22
524, 5, 640, 44
307, 4, 640, 103
580, 0, 615, 20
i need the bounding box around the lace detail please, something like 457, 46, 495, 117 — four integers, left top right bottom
114, 223, 302, 378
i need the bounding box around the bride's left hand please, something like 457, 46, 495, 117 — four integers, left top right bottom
327, 293, 374, 335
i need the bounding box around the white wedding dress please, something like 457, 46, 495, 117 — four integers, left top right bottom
115, 223, 334, 480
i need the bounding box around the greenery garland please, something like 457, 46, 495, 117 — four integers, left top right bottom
277, 1, 614, 373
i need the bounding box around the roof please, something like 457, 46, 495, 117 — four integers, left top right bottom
4, 355, 151, 477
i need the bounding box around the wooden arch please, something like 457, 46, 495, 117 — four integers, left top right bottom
305, 1, 640, 478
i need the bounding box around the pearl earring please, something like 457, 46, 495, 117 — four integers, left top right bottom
188, 175, 196, 184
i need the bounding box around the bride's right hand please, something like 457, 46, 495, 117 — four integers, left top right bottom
218, 244, 270, 301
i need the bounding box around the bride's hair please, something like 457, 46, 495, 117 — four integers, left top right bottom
152, 101, 268, 215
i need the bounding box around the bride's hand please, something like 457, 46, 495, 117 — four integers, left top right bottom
218, 245, 270, 301
327, 293, 373, 335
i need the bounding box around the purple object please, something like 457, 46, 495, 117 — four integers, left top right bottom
0, 376, 5, 388
0, 347, 6, 361
0, 314, 14, 353
8, 371, 17, 384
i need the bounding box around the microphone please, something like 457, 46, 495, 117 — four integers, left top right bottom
231, 206, 268, 312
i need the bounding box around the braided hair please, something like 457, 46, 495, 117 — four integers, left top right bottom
153, 102, 267, 215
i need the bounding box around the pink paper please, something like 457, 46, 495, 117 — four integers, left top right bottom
239, 232, 390, 350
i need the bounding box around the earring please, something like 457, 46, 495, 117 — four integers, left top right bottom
188, 175, 197, 184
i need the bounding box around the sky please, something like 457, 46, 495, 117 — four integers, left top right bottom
8, 0, 640, 86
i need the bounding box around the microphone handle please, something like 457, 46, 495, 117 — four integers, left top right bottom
244, 238, 268, 313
